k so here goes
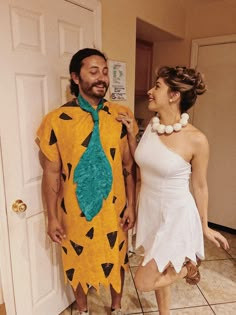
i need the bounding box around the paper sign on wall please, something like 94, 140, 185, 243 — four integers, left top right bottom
108, 60, 127, 101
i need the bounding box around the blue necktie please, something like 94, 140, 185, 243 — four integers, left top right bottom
73, 95, 113, 221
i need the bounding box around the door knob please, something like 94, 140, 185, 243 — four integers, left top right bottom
12, 199, 27, 213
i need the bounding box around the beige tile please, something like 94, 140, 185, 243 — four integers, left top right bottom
60, 304, 72, 315
198, 260, 236, 304
117, 268, 142, 314
130, 268, 207, 312
72, 269, 141, 315
144, 306, 214, 314
129, 247, 144, 267
221, 231, 236, 258
170, 279, 208, 309
204, 237, 232, 260
211, 302, 236, 315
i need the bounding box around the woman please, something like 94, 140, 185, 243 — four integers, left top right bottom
117, 66, 229, 314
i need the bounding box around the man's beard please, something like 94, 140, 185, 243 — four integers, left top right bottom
79, 78, 109, 99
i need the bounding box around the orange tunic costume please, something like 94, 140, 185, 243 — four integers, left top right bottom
37, 99, 137, 294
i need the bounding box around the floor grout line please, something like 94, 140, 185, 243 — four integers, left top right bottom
129, 266, 144, 314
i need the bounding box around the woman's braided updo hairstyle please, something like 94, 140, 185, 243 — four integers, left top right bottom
156, 66, 207, 112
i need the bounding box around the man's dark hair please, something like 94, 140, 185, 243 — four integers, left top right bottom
69, 48, 107, 96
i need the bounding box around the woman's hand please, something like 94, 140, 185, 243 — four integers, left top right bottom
203, 227, 229, 250
116, 112, 135, 136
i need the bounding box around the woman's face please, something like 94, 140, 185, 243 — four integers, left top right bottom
147, 77, 170, 112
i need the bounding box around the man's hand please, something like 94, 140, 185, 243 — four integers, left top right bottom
120, 205, 136, 232
48, 217, 66, 244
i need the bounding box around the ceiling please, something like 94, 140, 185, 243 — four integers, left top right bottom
136, 0, 236, 42
136, 19, 181, 43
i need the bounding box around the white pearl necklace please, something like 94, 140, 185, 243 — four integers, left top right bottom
151, 113, 189, 135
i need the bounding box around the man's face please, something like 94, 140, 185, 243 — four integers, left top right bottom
78, 55, 109, 100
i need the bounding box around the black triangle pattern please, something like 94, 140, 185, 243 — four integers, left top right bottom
61, 198, 67, 214
119, 240, 125, 251
113, 196, 117, 204
67, 163, 72, 179
101, 263, 114, 278
120, 124, 127, 139
49, 129, 57, 145
66, 268, 75, 281
119, 204, 127, 218
61, 100, 77, 107
124, 253, 129, 265
70, 240, 84, 256
80, 212, 86, 217
61, 173, 66, 182
107, 231, 117, 249
102, 105, 111, 115
86, 227, 94, 239
59, 112, 73, 120
110, 148, 116, 160
81, 132, 92, 147
62, 246, 67, 254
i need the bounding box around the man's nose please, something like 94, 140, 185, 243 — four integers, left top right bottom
97, 72, 108, 81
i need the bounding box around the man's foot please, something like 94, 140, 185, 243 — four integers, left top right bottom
111, 308, 126, 315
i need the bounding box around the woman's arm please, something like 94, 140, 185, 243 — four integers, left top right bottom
191, 133, 229, 250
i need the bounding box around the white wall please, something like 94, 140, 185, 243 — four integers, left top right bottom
0, 138, 5, 304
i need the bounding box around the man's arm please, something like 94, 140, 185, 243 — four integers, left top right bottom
121, 143, 136, 231
39, 151, 66, 243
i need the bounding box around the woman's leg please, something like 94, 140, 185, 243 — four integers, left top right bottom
155, 286, 171, 315
134, 259, 187, 292
74, 283, 88, 313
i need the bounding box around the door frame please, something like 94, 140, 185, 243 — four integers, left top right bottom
191, 34, 236, 66
189, 34, 236, 122
0, 0, 102, 313
0, 134, 16, 314
190, 34, 236, 229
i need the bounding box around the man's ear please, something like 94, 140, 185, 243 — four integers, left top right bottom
71, 72, 79, 84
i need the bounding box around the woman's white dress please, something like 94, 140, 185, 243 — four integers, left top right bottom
135, 123, 204, 273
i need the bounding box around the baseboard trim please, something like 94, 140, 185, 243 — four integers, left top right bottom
208, 222, 236, 235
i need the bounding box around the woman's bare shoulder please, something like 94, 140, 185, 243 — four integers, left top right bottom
187, 124, 209, 151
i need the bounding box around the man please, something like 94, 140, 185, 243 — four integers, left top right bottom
36, 48, 138, 315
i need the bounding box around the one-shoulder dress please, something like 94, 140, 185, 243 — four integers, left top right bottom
135, 122, 204, 273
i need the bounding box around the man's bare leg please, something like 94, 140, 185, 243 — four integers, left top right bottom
74, 283, 88, 313
110, 267, 125, 310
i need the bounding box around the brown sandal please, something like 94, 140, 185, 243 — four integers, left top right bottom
184, 258, 201, 285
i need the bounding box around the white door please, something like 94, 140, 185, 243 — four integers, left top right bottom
0, 0, 101, 314
191, 35, 236, 230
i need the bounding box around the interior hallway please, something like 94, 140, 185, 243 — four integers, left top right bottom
0, 230, 235, 315
60, 230, 236, 315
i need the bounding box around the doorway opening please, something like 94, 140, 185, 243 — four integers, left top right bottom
134, 18, 181, 135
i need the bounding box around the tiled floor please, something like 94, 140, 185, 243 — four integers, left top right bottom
61, 230, 236, 315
